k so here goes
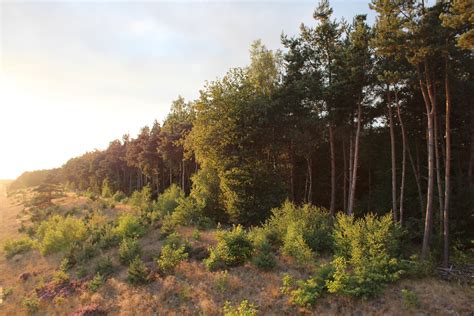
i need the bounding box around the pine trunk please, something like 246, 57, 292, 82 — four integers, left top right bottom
348, 101, 362, 215
420, 63, 435, 261
387, 88, 398, 222
443, 53, 451, 268
394, 88, 406, 225
329, 125, 336, 215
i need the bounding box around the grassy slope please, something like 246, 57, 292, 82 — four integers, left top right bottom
0, 189, 472, 315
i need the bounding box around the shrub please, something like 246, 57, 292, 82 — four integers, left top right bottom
119, 238, 141, 265
36, 215, 87, 255
113, 191, 126, 202
114, 214, 147, 239
281, 223, 314, 264
88, 273, 104, 292
268, 201, 333, 253
213, 270, 229, 294
326, 213, 403, 299
223, 300, 258, 316
129, 186, 152, 213
101, 178, 112, 198
127, 256, 150, 285
284, 264, 334, 307
251, 239, 276, 271
157, 184, 184, 216
172, 196, 207, 226
52, 270, 70, 284
22, 293, 39, 313
95, 256, 113, 277
204, 225, 253, 271
157, 244, 188, 274
3, 237, 34, 259
401, 289, 419, 307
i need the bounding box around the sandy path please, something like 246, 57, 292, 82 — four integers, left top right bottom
0, 182, 22, 245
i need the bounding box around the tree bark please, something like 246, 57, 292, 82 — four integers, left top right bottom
420, 62, 435, 261
343, 139, 348, 213
329, 125, 336, 215
443, 52, 451, 268
434, 98, 444, 234
306, 156, 313, 204
348, 100, 362, 215
387, 88, 398, 222
394, 87, 406, 225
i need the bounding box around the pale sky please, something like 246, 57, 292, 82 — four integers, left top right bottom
0, 0, 374, 179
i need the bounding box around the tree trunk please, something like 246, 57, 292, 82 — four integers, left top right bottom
348, 101, 362, 215
434, 99, 444, 234
348, 130, 353, 214
343, 139, 348, 213
289, 140, 295, 202
469, 110, 474, 186
394, 87, 406, 225
420, 62, 435, 261
181, 160, 186, 192
329, 125, 336, 215
443, 52, 451, 268
387, 88, 398, 222
307, 156, 313, 204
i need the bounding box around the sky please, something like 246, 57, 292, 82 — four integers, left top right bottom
0, 0, 375, 180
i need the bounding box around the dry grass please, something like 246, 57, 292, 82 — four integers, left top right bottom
1, 187, 473, 315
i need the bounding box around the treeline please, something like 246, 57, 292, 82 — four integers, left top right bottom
11, 1, 473, 264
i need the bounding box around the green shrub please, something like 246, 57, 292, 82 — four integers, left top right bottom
95, 256, 113, 277
400, 255, 434, 278
213, 270, 229, 294
160, 214, 177, 238
129, 186, 152, 213
172, 196, 206, 226
127, 256, 150, 285
223, 300, 258, 316
157, 184, 184, 216
36, 215, 87, 255
119, 238, 141, 265
267, 201, 333, 253
52, 270, 70, 284
101, 178, 112, 198
3, 237, 34, 258
1, 287, 13, 301
204, 225, 253, 271
22, 293, 39, 313
284, 264, 334, 307
326, 213, 403, 298
282, 223, 314, 264
157, 244, 188, 274
251, 239, 276, 271
114, 214, 147, 239
88, 273, 104, 292
113, 191, 126, 202
401, 289, 419, 307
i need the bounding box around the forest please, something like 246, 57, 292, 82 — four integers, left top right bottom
3, 0, 473, 314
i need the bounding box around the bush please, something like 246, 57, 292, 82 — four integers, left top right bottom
113, 191, 126, 203
88, 273, 104, 292
204, 225, 253, 271
3, 237, 34, 259
114, 214, 147, 239
156, 184, 184, 216
22, 293, 39, 313
172, 196, 208, 227
401, 289, 419, 307
52, 270, 70, 284
36, 215, 87, 255
282, 264, 334, 307
251, 238, 276, 271
326, 213, 403, 298
267, 201, 333, 253
129, 186, 152, 213
101, 178, 112, 198
95, 256, 113, 277
119, 238, 141, 265
157, 244, 188, 274
223, 300, 258, 316
127, 256, 150, 285
282, 223, 314, 264
213, 270, 229, 294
